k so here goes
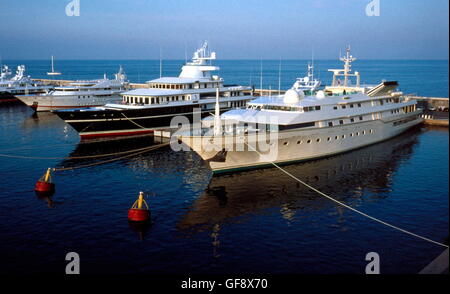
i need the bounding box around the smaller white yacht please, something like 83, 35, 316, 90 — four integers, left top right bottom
47, 55, 62, 76
0, 65, 52, 102
17, 66, 129, 111
292, 63, 321, 95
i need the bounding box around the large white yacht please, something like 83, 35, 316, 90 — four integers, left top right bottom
54, 42, 254, 139
0, 65, 52, 102
178, 48, 423, 174
17, 66, 129, 111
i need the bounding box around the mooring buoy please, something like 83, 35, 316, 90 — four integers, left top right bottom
35, 168, 55, 195
128, 191, 150, 222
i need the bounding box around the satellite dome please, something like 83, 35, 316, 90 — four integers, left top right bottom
283, 89, 304, 104
316, 90, 326, 99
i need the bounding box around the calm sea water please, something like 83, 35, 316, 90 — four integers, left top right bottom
0, 60, 448, 274
2, 59, 449, 98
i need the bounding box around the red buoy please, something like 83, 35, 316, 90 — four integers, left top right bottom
35, 168, 55, 194
128, 192, 150, 222
35, 181, 55, 193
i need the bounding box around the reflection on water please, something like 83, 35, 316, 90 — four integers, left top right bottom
178, 127, 420, 233
58, 135, 157, 168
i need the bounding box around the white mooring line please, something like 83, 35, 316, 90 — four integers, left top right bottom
245, 143, 449, 249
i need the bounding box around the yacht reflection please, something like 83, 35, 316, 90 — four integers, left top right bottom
178, 127, 421, 233
22, 111, 62, 128
57, 135, 156, 168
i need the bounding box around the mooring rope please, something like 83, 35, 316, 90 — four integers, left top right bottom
53, 142, 169, 171
0, 144, 164, 160
244, 142, 448, 248
121, 112, 153, 130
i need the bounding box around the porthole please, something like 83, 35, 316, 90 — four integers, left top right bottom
327, 137, 331, 141
342, 135, 345, 139
297, 140, 301, 144
335, 136, 339, 140
307, 140, 311, 144
316, 138, 321, 143
283, 142, 288, 146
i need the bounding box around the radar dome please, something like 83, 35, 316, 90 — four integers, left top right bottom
316, 90, 326, 99
283, 89, 304, 104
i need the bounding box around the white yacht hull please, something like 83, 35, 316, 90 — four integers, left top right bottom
16, 94, 123, 112
180, 111, 423, 174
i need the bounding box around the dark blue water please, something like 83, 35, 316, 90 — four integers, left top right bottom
0, 60, 448, 274
3, 59, 449, 98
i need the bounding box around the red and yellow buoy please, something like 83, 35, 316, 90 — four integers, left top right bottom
35, 168, 55, 194
128, 192, 150, 222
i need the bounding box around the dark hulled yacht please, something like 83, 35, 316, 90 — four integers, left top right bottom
54, 42, 254, 139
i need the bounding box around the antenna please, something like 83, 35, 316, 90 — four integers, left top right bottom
259, 59, 263, 91
159, 46, 162, 78
278, 58, 282, 95
184, 42, 187, 64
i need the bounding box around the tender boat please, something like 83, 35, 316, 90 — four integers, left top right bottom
178, 47, 424, 174
17, 66, 129, 111
54, 42, 255, 139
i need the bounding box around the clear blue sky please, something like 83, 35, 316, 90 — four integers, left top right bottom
0, 0, 448, 60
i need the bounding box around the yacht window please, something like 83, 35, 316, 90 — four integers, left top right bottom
315, 106, 321, 111
358, 103, 362, 107
328, 122, 333, 127
339, 120, 344, 125
342, 105, 346, 109
333, 106, 338, 110
359, 116, 363, 120
350, 118, 355, 123
350, 104, 354, 108
278, 122, 315, 131
145, 98, 149, 104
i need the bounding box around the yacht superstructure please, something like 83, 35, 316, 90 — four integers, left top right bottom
292, 63, 321, 95
17, 66, 129, 111
0, 65, 52, 102
54, 42, 254, 139
179, 48, 423, 174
